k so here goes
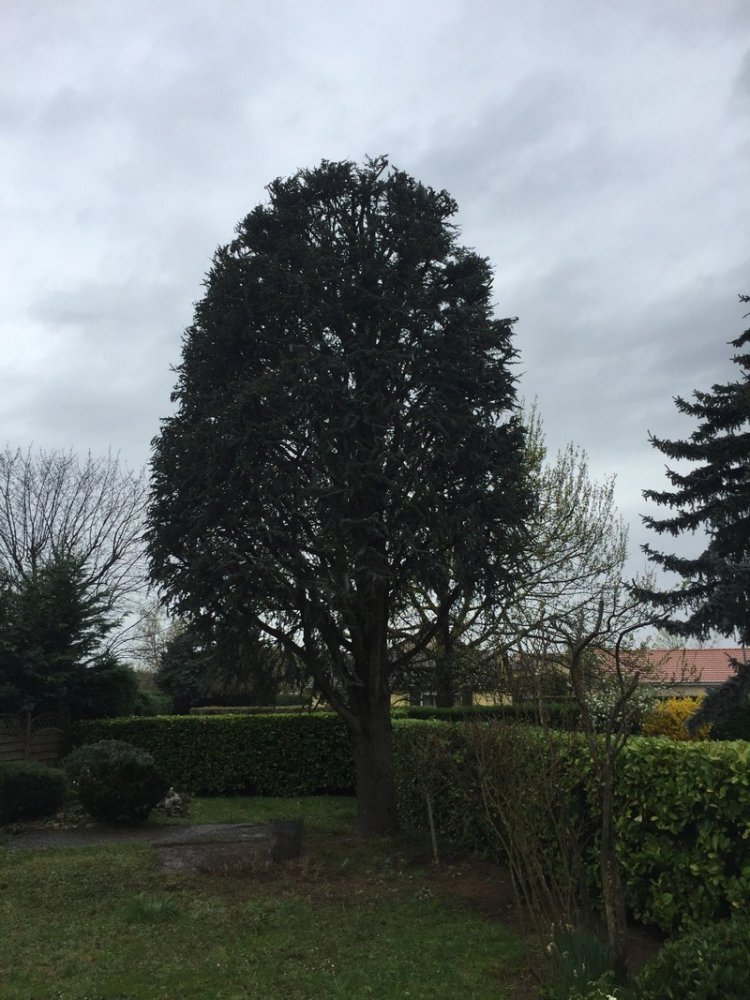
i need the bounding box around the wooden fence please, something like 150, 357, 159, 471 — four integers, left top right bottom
0, 713, 70, 767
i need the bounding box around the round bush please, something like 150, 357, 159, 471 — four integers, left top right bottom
64, 739, 168, 824
641, 697, 710, 741
0, 761, 67, 824
635, 916, 750, 999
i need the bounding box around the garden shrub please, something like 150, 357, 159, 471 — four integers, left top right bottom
64, 739, 168, 824
74, 713, 354, 795
393, 720, 489, 853
0, 760, 66, 824
613, 738, 750, 930
641, 697, 710, 740
635, 916, 750, 999
395, 722, 750, 933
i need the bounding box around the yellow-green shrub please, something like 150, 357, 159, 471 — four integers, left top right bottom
641, 697, 711, 740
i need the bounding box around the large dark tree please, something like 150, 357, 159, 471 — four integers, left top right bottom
155, 625, 299, 713
639, 296, 750, 644
147, 157, 530, 835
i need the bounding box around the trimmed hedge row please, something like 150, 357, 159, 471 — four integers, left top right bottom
393, 701, 580, 728
189, 705, 314, 716
75, 714, 354, 796
0, 761, 67, 824
614, 737, 750, 930
393, 722, 750, 932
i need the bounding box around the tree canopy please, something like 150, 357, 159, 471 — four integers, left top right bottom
147, 157, 531, 834
639, 295, 750, 645
0, 448, 147, 718
390, 403, 630, 704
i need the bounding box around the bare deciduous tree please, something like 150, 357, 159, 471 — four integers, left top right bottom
0, 447, 147, 635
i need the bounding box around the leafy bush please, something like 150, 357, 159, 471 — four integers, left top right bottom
586, 680, 657, 733
74, 714, 354, 796
394, 722, 750, 933
635, 916, 750, 999
641, 697, 710, 740
0, 760, 67, 824
63, 739, 168, 824
393, 720, 489, 853
613, 738, 750, 930
67, 656, 141, 720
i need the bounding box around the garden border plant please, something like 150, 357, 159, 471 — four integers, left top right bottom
0, 760, 66, 824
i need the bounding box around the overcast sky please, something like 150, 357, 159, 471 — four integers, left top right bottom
1, 0, 748, 580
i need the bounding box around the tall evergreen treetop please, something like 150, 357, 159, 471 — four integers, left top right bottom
147, 157, 531, 834
640, 295, 750, 644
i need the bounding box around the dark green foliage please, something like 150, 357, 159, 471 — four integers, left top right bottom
0, 760, 67, 824
635, 916, 750, 1000
75, 714, 354, 796
640, 295, 750, 644
134, 689, 173, 716
0, 555, 118, 714
147, 156, 530, 834
63, 739, 168, 824
392, 720, 491, 853
393, 701, 580, 728
275, 692, 309, 707
689, 656, 750, 739
189, 705, 311, 715
0, 555, 137, 720
65, 655, 140, 720
155, 627, 299, 713
154, 630, 208, 714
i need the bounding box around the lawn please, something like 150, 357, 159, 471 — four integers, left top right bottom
0, 796, 534, 1000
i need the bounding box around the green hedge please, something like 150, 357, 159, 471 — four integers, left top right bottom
393, 722, 750, 933
74, 714, 354, 796
0, 761, 67, 824
614, 737, 750, 930
393, 701, 580, 728
635, 915, 750, 999
189, 706, 314, 716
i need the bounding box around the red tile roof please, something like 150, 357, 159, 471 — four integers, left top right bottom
641, 648, 749, 686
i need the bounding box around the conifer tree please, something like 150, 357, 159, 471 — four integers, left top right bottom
147, 157, 530, 835
639, 296, 750, 644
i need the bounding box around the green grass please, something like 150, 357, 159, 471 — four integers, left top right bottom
0, 796, 528, 999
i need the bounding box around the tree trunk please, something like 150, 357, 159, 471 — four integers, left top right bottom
435, 654, 455, 707
350, 688, 399, 837
434, 621, 455, 708
599, 773, 628, 976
